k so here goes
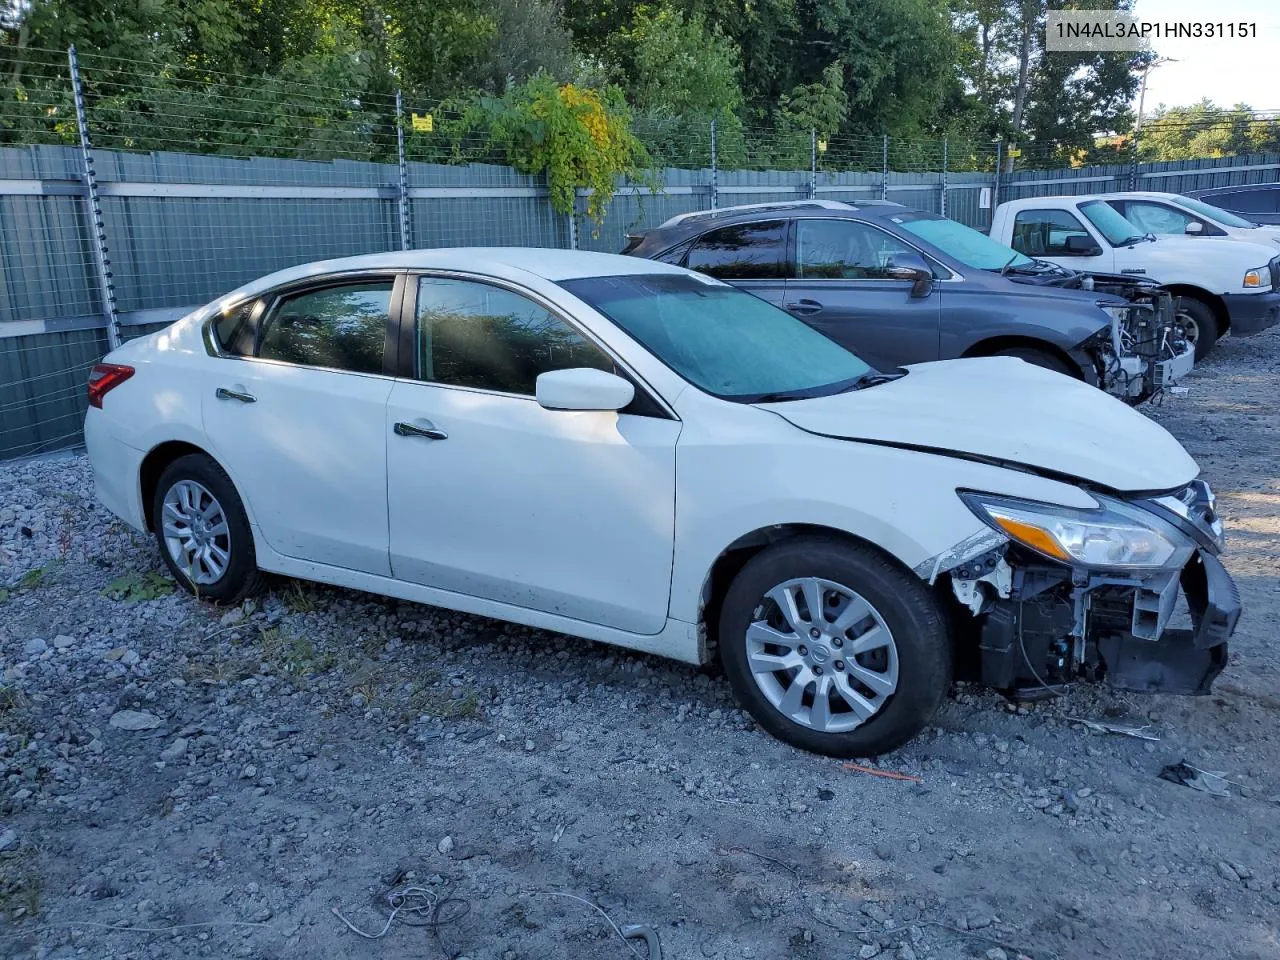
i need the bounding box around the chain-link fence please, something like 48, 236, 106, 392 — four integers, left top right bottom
5, 45, 1280, 460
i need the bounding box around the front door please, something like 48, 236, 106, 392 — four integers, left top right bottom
1006, 206, 1117, 273
783, 218, 942, 370
385, 275, 680, 635
201, 277, 397, 576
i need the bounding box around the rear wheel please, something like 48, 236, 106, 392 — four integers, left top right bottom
718, 537, 952, 757
991, 345, 1077, 377
1173, 296, 1219, 361
152, 453, 266, 604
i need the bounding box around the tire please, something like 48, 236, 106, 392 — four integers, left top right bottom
1173, 296, 1219, 362
991, 346, 1077, 377
151, 453, 267, 604
718, 537, 952, 757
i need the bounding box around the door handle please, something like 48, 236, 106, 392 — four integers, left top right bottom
786, 299, 824, 316
215, 387, 256, 403
394, 420, 448, 441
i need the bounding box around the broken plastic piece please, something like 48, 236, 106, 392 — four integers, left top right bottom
621, 923, 662, 959
1158, 761, 1231, 797
1066, 717, 1160, 741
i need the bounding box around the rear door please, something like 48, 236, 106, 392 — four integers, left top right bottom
201, 274, 399, 576
682, 220, 788, 308
781, 218, 942, 369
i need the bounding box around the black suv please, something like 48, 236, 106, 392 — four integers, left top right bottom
623, 200, 1190, 401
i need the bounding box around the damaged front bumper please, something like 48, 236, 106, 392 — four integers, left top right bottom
927, 480, 1240, 698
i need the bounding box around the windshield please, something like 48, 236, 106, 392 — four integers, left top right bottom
1174, 195, 1258, 228
1079, 199, 1143, 245
897, 215, 1033, 270
558, 273, 872, 401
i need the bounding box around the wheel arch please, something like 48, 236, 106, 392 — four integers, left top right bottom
1162, 284, 1228, 332
139, 440, 228, 532
694, 523, 927, 664
960, 335, 1083, 378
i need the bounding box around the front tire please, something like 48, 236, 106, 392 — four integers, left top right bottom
152, 453, 266, 604
718, 537, 952, 757
991, 345, 1077, 377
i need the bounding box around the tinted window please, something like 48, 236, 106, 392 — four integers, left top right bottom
1174, 195, 1260, 227
257, 282, 391, 373
416, 277, 612, 395
1116, 200, 1193, 235
559, 273, 871, 401
1011, 209, 1096, 257
214, 301, 255, 356
1195, 190, 1276, 216
685, 221, 785, 279
795, 219, 929, 279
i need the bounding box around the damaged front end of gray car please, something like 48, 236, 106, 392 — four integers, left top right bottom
921, 479, 1239, 700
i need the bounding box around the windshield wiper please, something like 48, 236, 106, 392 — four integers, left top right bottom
835, 371, 906, 392
999, 251, 1019, 275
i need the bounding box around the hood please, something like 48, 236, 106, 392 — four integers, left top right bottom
761, 357, 1198, 493
1236, 224, 1280, 246
1143, 233, 1278, 264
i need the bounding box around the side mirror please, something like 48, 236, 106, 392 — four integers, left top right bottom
1184, 221, 1205, 235
884, 252, 935, 298
1064, 234, 1102, 256
535, 368, 635, 412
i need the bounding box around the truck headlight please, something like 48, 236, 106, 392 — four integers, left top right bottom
958, 492, 1192, 570
1243, 266, 1267, 288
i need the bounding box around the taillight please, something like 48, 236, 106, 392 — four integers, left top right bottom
87, 363, 135, 409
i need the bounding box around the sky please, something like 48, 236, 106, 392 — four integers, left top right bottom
1130, 0, 1280, 113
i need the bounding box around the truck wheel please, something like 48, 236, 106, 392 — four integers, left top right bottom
718, 537, 952, 757
1174, 296, 1219, 361
991, 346, 1077, 377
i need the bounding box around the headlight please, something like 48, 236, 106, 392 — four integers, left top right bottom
959, 492, 1192, 570
1243, 266, 1268, 288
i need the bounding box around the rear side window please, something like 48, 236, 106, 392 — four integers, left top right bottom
257, 281, 392, 374
684, 221, 786, 279
1010, 209, 1094, 257
415, 277, 613, 395
213, 302, 255, 356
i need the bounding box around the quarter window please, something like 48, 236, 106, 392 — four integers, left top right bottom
1010, 209, 1095, 257
213, 301, 255, 356
684, 221, 786, 279
257, 281, 392, 374
415, 277, 613, 395
795, 219, 928, 279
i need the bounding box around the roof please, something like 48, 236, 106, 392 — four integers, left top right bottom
1093, 191, 1185, 201
199, 247, 688, 318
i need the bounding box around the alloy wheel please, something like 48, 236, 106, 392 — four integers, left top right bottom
1175, 309, 1200, 346
161, 479, 232, 585
745, 576, 899, 734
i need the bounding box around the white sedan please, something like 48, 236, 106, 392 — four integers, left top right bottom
84, 249, 1239, 756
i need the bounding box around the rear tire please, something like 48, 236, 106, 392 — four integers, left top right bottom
991, 346, 1077, 377
151, 453, 267, 605
718, 537, 952, 757
1174, 296, 1219, 361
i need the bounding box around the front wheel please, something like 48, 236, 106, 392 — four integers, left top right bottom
152, 453, 266, 604
1173, 296, 1219, 362
991, 346, 1077, 377
718, 537, 952, 757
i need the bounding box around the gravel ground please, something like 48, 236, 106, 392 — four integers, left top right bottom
1, 330, 1279, 960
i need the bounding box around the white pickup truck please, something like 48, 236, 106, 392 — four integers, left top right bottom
991, 195, 1280, 359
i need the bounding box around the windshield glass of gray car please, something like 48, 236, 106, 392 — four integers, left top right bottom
560, 273, 871, 400
897, 215, 1034, 270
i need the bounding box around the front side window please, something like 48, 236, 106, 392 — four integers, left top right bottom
795, 219, 932, 279
559, 273, 871, 401
1116, 201, 1194, 236
416, 277, 612, 395
1078, 199, 1143, 245
684, 221, 786, 279
1010, 209, 1097, 257
257, 281, 391, 374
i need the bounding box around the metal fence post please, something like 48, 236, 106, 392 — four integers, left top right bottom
940, 138, 948, 218
993, 140, 1003, 211
395, 90, 411, 251
566, 211, 579, 250
709, 117, 718, 210
68, 46, 120, 350
810, 129, 817, 200
881, 135, 889, 200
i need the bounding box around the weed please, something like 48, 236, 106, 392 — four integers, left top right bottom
100, 569, 174, 602
398, 680, 483, 723
284, 582, 318, 614
257, 626, 334, 683
15, 561, 60, 592
0, 589, 8, 604
0, 851, 41, 920
0, 686, 33, 746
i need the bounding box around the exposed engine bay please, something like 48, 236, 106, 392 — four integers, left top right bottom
940, 480, 1239, 700
1018, 267, 1194, 403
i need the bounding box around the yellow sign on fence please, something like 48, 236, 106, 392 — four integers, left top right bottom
411, 113, 433, 133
